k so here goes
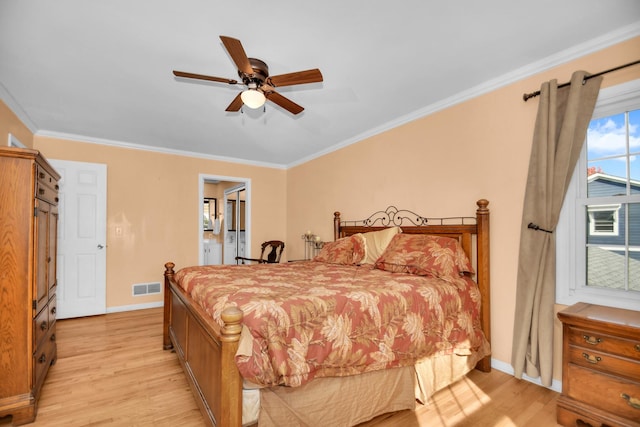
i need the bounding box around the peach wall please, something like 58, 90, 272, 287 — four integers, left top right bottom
33, 136, 287, 309
286, 37, 640, 380
0, 101, 34, 148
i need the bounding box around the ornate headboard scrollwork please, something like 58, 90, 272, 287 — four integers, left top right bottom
334, 205, 478, 236
360, 206, 428, 227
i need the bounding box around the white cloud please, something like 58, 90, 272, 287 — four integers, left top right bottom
588, 117, 640, 158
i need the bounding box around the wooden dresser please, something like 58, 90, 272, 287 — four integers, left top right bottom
557, 302, 640, 427
0, 147, 60, 425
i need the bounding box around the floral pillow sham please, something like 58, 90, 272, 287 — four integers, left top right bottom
313, 234, 366, 265
374, 233, 474, 278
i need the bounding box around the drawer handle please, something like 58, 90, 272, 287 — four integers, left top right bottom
635, 344, 640, 352
38, 354, 46, 363
621, 393, 640, 410
582, 335, 602, 345
582, 353, 601, 364
51, 306, 57, 315
38, 188, 45, 195
50, 334, 56, 342
40, 321, 48, 331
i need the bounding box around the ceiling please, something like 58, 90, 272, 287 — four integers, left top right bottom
1, 1, 639, 168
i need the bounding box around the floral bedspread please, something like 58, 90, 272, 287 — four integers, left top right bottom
174, 261, 489, 387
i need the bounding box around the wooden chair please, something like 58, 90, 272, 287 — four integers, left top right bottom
235, 240, 285, 264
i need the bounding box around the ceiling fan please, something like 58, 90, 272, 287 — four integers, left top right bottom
173, 36, 323, 115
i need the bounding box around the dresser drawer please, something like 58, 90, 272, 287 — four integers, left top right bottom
566, 364, 640, 421
33, 325, 57, 393
35, 180, 59, 205
557, 396, 640, 427
37, 165, 58, 189
48, 294, 57, 326
33, 305, 51, 348
569, 346, 640, 380
568, 326, 640, 361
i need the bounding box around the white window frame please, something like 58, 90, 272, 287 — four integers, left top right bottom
587, 204, 620, 236
556, 78, 640, 311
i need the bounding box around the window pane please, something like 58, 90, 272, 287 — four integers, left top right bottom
587, 246, 625, 289
587, 113, 626, 160
632, 159, 640, 192
630, 109, 640, 189
629, 203, 640, 292
630, 202, 640, 247
587, 159, 627, 196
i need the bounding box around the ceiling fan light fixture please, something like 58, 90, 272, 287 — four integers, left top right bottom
240, 89, 266, 109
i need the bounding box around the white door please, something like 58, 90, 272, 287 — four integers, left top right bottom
50, 159, 107, 319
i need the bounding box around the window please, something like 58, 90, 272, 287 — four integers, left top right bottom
587, 204, 619, 236
556, 79, 640, 310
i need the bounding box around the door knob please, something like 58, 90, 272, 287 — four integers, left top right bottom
97, 244, 104, 249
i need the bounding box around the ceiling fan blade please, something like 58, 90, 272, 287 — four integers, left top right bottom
265, 91, 304, 115
219, 36, 253, 75
225, 93, 243, 112
173, 70, 238, 85
268, 69, 323, 87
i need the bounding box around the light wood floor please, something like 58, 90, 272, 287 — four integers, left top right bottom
1, 308, 562, 426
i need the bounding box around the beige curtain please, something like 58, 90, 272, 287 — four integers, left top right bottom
511, 71, 602, 387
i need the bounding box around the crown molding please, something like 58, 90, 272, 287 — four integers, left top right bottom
35, 130, 288, 169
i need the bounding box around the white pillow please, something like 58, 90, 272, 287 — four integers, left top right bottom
361, 226, 402, 264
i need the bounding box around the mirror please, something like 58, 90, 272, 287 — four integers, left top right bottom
226, 199, 245, 231
203, 198, 217, 231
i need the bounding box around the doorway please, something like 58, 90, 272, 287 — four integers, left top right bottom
199, 174, 251, 265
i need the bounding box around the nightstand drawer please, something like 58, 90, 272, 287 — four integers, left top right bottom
568, 326, 640, 361
568, 346, 640, 380
566, 364, 640, 421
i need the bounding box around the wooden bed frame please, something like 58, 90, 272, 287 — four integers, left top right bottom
163, 199, 490, 427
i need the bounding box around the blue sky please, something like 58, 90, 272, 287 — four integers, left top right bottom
587, 109, 639, 182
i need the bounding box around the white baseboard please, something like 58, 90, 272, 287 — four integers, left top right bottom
490, 358, 562, 393
106, 301, 164, 314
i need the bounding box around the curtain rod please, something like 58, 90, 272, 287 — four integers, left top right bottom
522, 59, 640, 101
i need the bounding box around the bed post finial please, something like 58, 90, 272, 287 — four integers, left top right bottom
163, 262, 176, 350
220, 306, 244, 342
334, 211, 341, 240
475, 199, 491, 372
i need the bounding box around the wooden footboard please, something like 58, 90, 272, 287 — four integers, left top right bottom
163, 262, 244, 427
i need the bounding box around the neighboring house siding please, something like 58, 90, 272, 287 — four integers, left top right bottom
588, 179, 627, 197
587, 176, 640, 251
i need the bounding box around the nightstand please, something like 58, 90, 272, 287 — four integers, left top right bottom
557, 302, 640, 427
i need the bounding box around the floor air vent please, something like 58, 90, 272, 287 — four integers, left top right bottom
132, 282, 161, 296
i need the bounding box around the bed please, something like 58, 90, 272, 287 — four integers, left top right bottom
163, 199, 491, 427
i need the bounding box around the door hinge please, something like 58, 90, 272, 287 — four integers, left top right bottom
34, 206, 38, 217
32, 300, 37, 309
